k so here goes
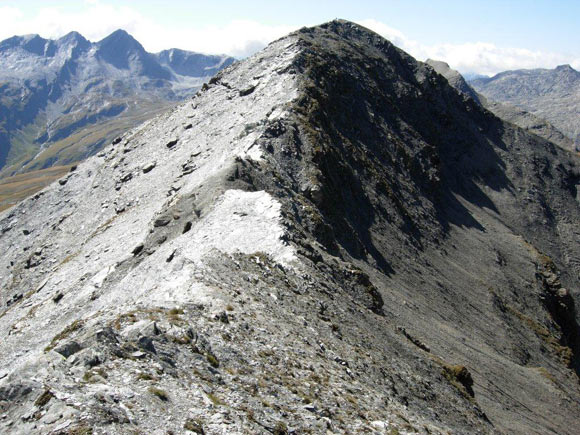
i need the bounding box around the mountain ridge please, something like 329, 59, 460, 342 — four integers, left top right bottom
425, 59, 576, 151
0, 20, 579, 434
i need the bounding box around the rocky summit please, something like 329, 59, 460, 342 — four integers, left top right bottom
1, 20, 580, 434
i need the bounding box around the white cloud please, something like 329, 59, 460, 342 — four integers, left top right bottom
143, 20, 297, 57
0, 1, 295, 57
357, 19, 578, 76
0, 4, 576, 73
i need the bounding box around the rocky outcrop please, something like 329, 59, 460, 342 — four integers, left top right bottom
0, 20, 579, 434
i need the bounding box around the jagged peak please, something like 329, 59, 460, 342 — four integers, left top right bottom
555, 64, 574, 71
97, 29, 144, 52
57, 31, 89, 45
0, 34, 45, 53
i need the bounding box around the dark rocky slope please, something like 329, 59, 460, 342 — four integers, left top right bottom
0, 20, 579, 434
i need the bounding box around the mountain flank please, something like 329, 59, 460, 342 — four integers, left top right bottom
0, 20, 579, 434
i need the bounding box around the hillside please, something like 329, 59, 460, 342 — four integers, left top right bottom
0, 20, 579, 434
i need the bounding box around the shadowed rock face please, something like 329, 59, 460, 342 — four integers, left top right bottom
0, 20, 579, 434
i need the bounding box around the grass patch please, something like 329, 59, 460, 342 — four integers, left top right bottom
82, 367, 108, 383
273, 421, 288, 435
532, 366, 558, 384
66, 425, 93, 435
506, 305, 573, 366
45, 319, 85, 352
184, 418, 205, 433
168, 307, 185, 324
137, 372, 156, 381
0, 165, 72, 212
206, 353, 220, 368
148, 387, 169, 402
34, 389, 54, 407
442, 364, 474, 399
207, 392, 223, 406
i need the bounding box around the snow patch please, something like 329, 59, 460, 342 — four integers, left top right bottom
185, 190, 295, 265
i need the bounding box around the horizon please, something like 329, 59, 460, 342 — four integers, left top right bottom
0, 1, 579, 76
3, 25, 579, 80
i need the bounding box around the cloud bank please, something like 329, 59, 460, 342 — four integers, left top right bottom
0, 2, 578, 75
357, 19, 580, 76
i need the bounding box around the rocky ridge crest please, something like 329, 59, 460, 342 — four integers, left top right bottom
0, 20, 579, 434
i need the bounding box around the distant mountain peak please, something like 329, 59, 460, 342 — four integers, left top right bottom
58, 31, 88, 44
555, 64, 575, 71
95, 29, 165, 75
0, 28, 235, 179
470, 63, 580, 141
98, 29, 144, 53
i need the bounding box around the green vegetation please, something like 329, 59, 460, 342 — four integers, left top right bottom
137, 372, 156, 381
532, 366, 558, 384
83, 367, 109, 383
506, 304, 573, 366
0, 165, 73, 212
442, 364, 474, 399
207, 392, 223, 406
183, 418, 205, 433
273, 421, 288, 435
206, 352, 220, 368
66, 425, 93, 435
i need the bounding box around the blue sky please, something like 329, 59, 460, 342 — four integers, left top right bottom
0, 0, 578, 75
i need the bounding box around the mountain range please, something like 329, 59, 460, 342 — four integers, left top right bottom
426, 59, 576, 152
0, 30, 234, 210
469, 64, 580, 146
1, 20, 579, 434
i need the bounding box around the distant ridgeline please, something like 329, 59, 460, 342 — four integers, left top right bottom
426, 59, 579, 153
0, 30, 235, 176
469, 64, 580, 150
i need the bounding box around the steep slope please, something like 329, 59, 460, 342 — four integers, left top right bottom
425, 59, 482, 104
426, 59, 575, 151
0, 30, 235, 179
1, 20, 579, 434
470, 64, 580, 144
